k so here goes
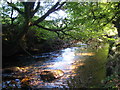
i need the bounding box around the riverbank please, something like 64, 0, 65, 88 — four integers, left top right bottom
2, 38, 81, 68
102, 38, 120, 88
27, 39, 75, 54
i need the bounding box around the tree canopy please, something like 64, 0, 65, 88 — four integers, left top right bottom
1, 0, 120, 56
64, 2, 119, 39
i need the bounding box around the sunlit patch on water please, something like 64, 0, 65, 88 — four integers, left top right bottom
51, 48, 76, 70
71, 63, 85, 68
76, 52, 95, 56
16, 66, 31, 72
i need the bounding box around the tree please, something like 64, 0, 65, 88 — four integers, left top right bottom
2, 1, 120, 56
2, 0, 67, 56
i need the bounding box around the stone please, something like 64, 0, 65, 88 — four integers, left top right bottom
40, 69, 64, 81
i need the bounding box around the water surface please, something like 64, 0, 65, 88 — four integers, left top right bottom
2, 43, 109, 88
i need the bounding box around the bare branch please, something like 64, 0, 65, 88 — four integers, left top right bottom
7, 2, 24, 15
55, 2, 66, 10
31, 0, 40, 17
55, 31, 61, 38
33, 0, 40, 12
32, 1, 66, 25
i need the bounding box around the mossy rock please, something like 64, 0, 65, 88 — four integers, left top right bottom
40, 69, 64, 81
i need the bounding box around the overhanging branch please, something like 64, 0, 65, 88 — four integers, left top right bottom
7, 2, 24, 15
60, 30, 77, 39
103, 12, 118, 26
32, 1, 66, 25
55, 2, 66, 10
35, 24, 67, 32
32, 0, 40, 15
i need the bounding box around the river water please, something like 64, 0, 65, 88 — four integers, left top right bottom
2, 42, 109, 88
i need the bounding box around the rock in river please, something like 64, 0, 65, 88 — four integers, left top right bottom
40, 69, 64, 81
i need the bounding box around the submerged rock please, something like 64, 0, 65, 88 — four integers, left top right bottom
2, 67, 19, 74
40, 69, 64, 81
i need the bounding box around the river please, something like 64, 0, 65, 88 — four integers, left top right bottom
2, 42, 109, 88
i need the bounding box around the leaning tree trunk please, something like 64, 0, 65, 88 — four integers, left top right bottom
3, 1, 66, 56
2, 22, 30, 56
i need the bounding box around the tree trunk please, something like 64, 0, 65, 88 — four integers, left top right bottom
112, 18, 120, 37
117, 28, 120, 37
2, 22, 30, 56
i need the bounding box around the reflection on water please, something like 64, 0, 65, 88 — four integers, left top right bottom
2, 43, 109, 88
52, 48, 76, 70
76, 52, 95, 56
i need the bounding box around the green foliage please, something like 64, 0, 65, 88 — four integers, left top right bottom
1, 1, 120, 55
102, 74, 119, 88
35, 27, 57, 40
1, 1, 119, 42
64, 2, 119, 40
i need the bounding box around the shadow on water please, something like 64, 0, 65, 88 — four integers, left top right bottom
2, 42, 109, 88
